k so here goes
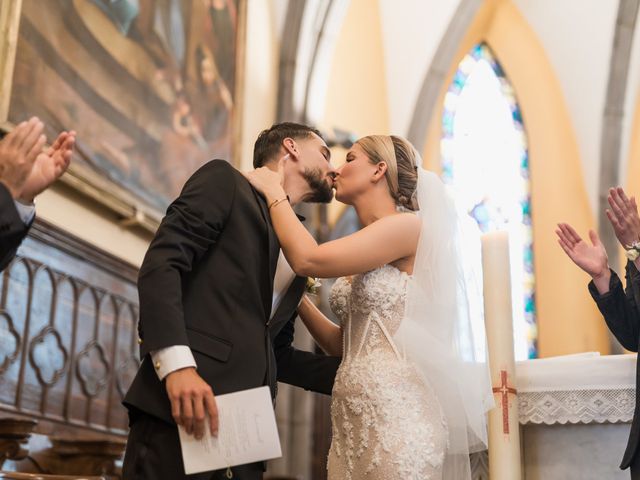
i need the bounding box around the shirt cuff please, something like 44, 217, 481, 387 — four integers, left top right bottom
588, 269, 621, 301
150, 345, 197, 381
14, 200, 35, 226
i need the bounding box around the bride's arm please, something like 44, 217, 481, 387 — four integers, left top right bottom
272, 203, 419, 278
297, 295, 343, 357
245, 177, 419, 278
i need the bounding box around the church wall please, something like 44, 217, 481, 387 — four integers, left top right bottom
33, 185, 152, 267
377, 0, 461, 136
320, 0, 390, 138
513, 0, 618, 218
319, 0, 391, 226
624, 89, 640, 267
239, 0, 281, 171
623, 24, 640, 234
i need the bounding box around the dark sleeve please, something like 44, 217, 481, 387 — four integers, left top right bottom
137, 160, 236, 356
0, 182, 30, 271
588, 266, 640, 351
274, 310, 340, 395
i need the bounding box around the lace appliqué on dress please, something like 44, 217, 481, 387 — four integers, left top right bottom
327, 265, 449, 480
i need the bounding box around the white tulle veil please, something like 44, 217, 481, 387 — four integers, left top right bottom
394, 168, 494, 479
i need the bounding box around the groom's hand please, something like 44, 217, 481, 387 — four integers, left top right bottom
165, 367, 218, 439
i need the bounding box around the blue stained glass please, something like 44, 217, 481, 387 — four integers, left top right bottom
442, 112, 455, 133
440, 42, 537, 360
512, 109, 523, 124
525, 297, 535, 313
453, 73, 466, 92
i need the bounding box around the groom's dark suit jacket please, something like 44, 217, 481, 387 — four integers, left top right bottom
123, 160, 340, 425
589, 261, 640, 470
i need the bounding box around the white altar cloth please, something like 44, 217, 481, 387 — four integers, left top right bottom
515, 353, 636, 425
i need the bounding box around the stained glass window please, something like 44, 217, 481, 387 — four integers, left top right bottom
441, 43, 536, 359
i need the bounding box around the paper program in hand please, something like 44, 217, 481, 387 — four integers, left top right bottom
178, 386, 282, 475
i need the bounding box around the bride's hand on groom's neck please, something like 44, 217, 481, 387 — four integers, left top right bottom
244, 164, 287, 204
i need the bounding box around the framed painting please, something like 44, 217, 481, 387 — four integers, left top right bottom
0, 0, 245, 229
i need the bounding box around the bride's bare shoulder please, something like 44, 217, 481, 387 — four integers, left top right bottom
378, 212, 421, 233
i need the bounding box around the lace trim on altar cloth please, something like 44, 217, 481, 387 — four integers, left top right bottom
517, 388, 635, 425
468, 389, 636, 479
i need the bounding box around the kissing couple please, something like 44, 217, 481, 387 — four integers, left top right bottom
122, 122, 494, 480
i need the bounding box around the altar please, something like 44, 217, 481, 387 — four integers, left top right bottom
473, 353, 636, 479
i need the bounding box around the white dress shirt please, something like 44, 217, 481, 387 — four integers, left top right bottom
15, 200, 35, 225
151, 250, 296, 380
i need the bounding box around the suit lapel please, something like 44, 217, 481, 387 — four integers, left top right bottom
252, 188, 280, 319
269, 275, 307, 336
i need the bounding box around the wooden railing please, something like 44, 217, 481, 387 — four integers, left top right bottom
0, 219, 140, 478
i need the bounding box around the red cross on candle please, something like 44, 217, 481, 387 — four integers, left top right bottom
492, 369, 517, 434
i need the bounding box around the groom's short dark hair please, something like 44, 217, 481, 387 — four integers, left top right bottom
253, 122, 323, 168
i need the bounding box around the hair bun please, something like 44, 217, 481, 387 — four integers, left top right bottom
396, 194, 413, 210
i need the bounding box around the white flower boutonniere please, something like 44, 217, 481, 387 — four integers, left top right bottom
305, 277, 322, 295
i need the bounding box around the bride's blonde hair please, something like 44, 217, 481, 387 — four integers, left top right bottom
355, 135, 420, 211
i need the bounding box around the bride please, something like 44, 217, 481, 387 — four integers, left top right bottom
245, 135, 493, 480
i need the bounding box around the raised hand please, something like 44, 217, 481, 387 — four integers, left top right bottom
0, 117, 46, 199
18, 130, 75, 203
556, 223, 609, 279
606, 186, 640, 249
165, 367, 218, 440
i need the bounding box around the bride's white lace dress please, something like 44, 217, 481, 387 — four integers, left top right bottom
327, 264, 449, 480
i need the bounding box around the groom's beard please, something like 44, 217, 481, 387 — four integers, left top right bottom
301, 168, 334, 203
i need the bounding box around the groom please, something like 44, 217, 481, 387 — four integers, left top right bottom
122, 123, 341, 479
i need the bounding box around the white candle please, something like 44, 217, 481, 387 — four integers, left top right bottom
482, 230, 522, 480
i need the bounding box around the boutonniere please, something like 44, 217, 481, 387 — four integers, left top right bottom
305, 277, 322, 295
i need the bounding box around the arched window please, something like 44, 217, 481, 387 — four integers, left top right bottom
441, 43, 536, 359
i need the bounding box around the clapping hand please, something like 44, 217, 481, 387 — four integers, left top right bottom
606, 186, 640, 249
0, 118, 46, 199
556, 223, 609, 280
18, 130, 75, 203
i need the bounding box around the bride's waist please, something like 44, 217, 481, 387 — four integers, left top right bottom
333, 363, 428, 401
341, 343, 404, 363
336, 352, 421, 383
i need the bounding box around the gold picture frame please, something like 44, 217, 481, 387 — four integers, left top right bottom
0, 0, 246, 233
